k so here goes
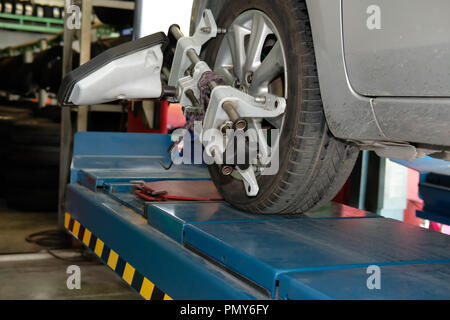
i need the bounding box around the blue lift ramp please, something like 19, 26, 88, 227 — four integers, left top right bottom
65, 132, 450, 300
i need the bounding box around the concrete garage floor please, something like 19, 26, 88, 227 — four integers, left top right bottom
0, 200, 141, 300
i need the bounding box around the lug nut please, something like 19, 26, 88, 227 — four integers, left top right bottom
221, 165, 234, 176
234, 119, 248, 131
245, 72, 253, 84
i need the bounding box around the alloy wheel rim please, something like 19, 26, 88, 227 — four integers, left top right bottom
213, 10, 288, 176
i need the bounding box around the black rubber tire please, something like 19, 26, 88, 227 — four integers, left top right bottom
32, 46, 64, 94
0, 54, 35, 95
0, 55, 22, 91
0, 105, 31, 115
10, 118, 60, 146
0, 108, 32, 196
0, 107, 32, 137
93, 1, 134, 26
2, 115, 60, 209
32, 46, 80, 94
5, 187, 58, 212
5, 167, 59, 188
2, 1, 15, 14
32, 105, 62, 123
7, 144, 60, 167
204, 0, 359, 214
43, 5, 55, 18
11, 61, 35, 95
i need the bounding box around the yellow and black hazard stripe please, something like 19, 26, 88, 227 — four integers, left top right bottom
65, 212, 172, 300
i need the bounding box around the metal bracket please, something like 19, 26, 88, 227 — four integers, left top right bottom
177, 61, 210, 115
168, 9, 218, 87
202, 86, 286, 141
200, 86, 285, 197
356, 140, 419, 162
237, 166, 259, 197
169, 9, 287, 198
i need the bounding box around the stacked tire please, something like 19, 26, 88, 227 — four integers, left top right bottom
5, 118, 60, 211
1, 1, 64, 18
0, 106, 32, 195
93, 0, 134, 26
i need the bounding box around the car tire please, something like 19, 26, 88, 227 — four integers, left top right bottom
4, 117, 60, 211
6, 187, 58, 212
93, 1, 134, 26
5, 167, 59, 188
0, 106, 32, 137
7, 144, 60, 167
10, 118, 60, 146
0, 107, 32, 196
204, 0, 359, 214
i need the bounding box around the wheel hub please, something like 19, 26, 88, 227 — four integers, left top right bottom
170, 9, 288, 197
212, 10, 288, 195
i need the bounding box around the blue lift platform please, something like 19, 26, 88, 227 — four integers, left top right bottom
64, 132, 450, 300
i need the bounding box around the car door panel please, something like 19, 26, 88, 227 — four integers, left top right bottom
343, 0, 450, 97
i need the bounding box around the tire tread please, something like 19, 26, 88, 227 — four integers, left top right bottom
233, 0, 358, 213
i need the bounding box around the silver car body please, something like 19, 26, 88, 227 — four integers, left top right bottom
191, 0, 450, 159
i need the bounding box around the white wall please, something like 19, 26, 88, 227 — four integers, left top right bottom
138, 0, 194, 37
